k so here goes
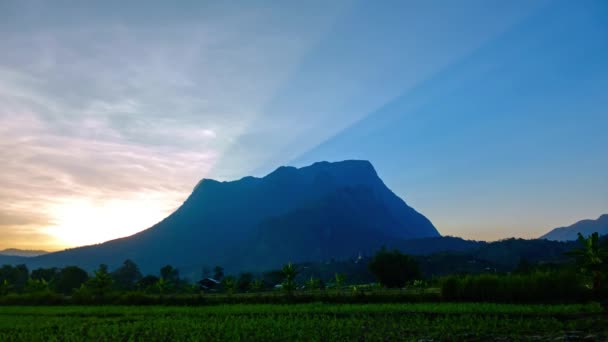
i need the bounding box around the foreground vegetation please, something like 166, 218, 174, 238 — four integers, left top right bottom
0, 233, 605, 340
0, 303, 605, 341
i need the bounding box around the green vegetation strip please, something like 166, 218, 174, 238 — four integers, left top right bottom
0, 302, 602, 316
0, 303, 605, 341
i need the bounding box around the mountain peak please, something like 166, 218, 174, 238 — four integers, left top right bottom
268, 160, 376, 177
22, 160, 438, 274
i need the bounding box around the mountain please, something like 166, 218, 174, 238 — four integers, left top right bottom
21, 160, 439, 275
540, 214, 608, 241
0, 249, 48, 257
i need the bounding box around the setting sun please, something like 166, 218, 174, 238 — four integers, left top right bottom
45, 194, 178, 247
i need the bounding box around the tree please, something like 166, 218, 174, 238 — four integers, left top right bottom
13, 264, 29, 292
237, 272, 254, 292
213, 266, 224, 281
112, 259, 142, 290
567, 232, 607, 296
31, 267, 59, 283
263, 270, 284, 287
137, 275, 160, 292
334, 273, 346, 290
25, 278, 49, 293
0, 279, 13, 296
305, 276, 320, 291
0, 264, 29, 292
87, 264, 113, 298
368, 248, 421, 288
222, 276, 237, 295
250, 279, 264, 292
155, 277, 172, 296
281, 262, 298, 294
160, 265, 179, 283
54, 266, 89, 295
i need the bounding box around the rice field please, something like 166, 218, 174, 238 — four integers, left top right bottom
0, 303, 605, 341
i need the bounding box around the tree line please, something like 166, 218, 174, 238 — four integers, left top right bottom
0, 233, 605, 303
0, 248, 422, 297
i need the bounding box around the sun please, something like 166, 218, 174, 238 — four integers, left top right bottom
45, 195, 177, 247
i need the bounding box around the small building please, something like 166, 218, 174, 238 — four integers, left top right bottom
198, 277, 221, 291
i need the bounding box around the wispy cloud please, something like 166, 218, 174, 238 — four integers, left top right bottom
0, 2, 345, 249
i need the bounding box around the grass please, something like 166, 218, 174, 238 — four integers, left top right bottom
0, 303, 605, 341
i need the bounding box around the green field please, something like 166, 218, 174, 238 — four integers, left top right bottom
0, 303, 605, 341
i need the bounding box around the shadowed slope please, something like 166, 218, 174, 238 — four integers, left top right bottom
23, 160, 439, 275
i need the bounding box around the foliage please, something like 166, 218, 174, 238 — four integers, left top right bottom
0, 264, 29, 292
137, 275, 160, 292
30, 268, 59, 283
304, 276, 321, 291
0, 304, 604, 340
111, 260, 142, 290
440, 271, 590, 302
160, 265, 180, 284
0, 279, 12, 296
368, 248, 421, 288
155, 277, 172, 296
222, 276, 237, 295
281, 263, 298, 294
237, 273, 253, 292
262, 270, 283, 287
567, 232, 607, 295
85, 264, 114, 299
24, 278, 50, 293
334, 273, 346, 290
54, 266, 88, 295
250, 279, 264, 292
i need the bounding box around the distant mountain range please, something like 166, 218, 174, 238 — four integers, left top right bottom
0, 249, 48, 257
4, 160, 439, 276
540, 214, 608, 241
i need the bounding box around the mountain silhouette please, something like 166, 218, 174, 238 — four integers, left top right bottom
540, 214, 608, 241
21, 160, 439, 275
0, 249, 48, 257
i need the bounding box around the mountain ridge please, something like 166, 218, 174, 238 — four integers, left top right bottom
0, 249, 48, 257
14, 160, 439, 275
540, 214, 608, 241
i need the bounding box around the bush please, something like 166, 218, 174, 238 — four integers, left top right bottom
440, 271, 591, 303
368, 248, 421, 288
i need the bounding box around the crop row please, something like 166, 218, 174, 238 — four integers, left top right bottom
0, 304, 605, 341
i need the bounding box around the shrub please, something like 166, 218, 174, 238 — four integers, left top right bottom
440, 271, 591, 303
368, 248, 421, 288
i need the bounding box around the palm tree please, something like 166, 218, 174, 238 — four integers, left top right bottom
568, 232, 607, 296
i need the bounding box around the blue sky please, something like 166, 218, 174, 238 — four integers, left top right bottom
0, 0, 606, 249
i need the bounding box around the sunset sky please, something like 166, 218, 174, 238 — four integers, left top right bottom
1, 0, 606, 251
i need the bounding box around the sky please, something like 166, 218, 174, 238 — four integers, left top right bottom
0, 0, 606, 251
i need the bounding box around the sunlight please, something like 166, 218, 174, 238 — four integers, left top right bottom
45, 194, 178, 247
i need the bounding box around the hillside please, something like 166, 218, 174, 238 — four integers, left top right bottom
0, 249, 48, 257
540, 214, 608, 241
19, 160, 439, 275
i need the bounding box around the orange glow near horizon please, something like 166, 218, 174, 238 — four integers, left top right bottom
44, 194, 180, 248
